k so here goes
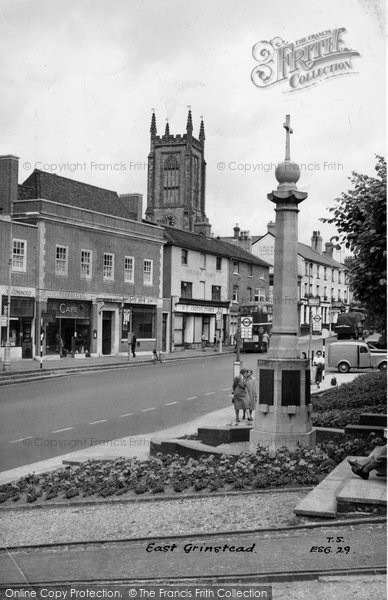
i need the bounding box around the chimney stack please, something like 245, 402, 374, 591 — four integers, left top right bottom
267, 221, 276, 235
120, 193, 143, 221
324, 241, 334, 257
233, 223, 240, 239
311, 230, 323, 254
0, 155, 19, 215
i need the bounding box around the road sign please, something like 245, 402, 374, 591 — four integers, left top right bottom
241, 317, 253, 327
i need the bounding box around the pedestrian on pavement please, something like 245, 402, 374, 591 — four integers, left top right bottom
131, 333, 137, 358
262, 331, 270, 352
244, 369, 257, 422
348, 441, 387, 480
201, 334, 206, 352
232, 369, 248, 424
313, 350, 325, 389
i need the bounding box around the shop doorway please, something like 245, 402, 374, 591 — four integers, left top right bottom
102, 312, 112, 355
162, 313, 167, 352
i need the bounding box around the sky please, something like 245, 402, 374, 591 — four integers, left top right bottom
0, 0, 385, 256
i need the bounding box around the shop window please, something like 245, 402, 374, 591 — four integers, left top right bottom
103, 253, 114, 280
81, 250, 92, 279
132, 307, 155, 338
181, 249, 188, 265
124, 256, 134, 283
212, 285, 221, 301
216, 256, 222, 271
143, 259, 153, 285
55, 245, 68, 276
12, 239, 26, 272
181, 281, 192, 299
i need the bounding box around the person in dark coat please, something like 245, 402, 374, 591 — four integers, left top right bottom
232, 369, 248, 424
131, 333, 137, 358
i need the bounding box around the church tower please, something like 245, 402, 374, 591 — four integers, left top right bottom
146, 109, 210, 234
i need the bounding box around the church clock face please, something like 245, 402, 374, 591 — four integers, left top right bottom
163, 214, 175, 226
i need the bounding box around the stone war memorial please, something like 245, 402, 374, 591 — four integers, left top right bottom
250, 115, 316, 453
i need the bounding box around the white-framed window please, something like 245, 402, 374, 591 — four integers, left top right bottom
144, 259, 153, 285
216, 256, 222, 271
254, 288, 266, 302
233, 261, 239, 275
80, 250, 92, 279
316, 265, 320, 278
12, 239, 27, 272
200, 253, 206, 269
124, 256, 134, 283
247, 263, 253, 277
181, 249, 188, 265
55, 245, 68, 276
232, 285, 239, 302
103, 253, 114, 280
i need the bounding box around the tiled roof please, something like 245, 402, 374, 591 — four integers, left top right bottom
297, 242, 344, 268
20, 170, 134, 219
252, 233, 345, 268
163, 226, 271, 267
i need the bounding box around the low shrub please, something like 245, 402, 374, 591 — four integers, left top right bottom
313, 372, 386, 412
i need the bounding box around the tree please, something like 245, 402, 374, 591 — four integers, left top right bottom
321, 155, 386, 331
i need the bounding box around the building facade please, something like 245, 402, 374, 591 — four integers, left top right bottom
0, 155, 166, 361
162, 226, 270, 349
221, 224, 350, 336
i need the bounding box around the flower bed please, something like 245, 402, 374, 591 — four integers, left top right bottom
0, 445, 335, 506
312, 372, 386, 428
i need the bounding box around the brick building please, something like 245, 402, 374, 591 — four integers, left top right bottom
0, 155, 166, 361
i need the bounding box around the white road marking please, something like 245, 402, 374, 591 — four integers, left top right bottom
119, 413, 133, 418
89, 419, 107, 425
164, 401, 177, 405
205, 392, 215, 396
187, 396, 198, 400
142, 407, 156, 412
223, 387, 232, 391
50, 427, 73, 433
9, 437, 32, 444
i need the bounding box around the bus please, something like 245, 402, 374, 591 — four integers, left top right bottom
239, 302, 273, 352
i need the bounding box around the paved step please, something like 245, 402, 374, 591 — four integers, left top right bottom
294, 456, 387, 519
337, 473, 386, 515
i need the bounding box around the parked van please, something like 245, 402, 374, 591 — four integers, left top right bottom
327, 341, 387, 373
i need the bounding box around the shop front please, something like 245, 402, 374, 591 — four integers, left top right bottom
0, 289, 35, 360
44, 300, 92, 357
173, 301, 229, 349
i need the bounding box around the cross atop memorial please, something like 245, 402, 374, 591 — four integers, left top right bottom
283, 114, 293, 161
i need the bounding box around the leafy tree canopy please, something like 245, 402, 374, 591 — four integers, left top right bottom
321, 155, 386, 330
